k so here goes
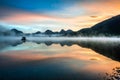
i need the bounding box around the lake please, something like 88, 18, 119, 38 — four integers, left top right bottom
0, 37, 120, 80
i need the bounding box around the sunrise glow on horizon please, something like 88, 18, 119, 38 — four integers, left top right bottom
0, 0, 120, 33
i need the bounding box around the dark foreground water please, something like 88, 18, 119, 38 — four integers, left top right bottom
0, 37, 120, 80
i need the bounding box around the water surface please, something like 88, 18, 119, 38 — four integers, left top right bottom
0, 37, 120, 80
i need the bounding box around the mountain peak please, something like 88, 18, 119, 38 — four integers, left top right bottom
77, 14, 120, 36
11, 28, 23, 34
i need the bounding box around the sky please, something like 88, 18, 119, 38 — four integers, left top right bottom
0, 0, 120, 33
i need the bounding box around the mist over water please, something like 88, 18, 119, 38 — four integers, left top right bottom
0, 36, 120, 80
1, 36, 120, 42
0, 37, 120, 50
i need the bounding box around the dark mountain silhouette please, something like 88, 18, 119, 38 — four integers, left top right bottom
91, 15, 120, 34
59, 29, 66, 34
11, 29, 23, 34
34, 31, 41, 34
33, 15, 120, 37
9, 29, 23, 36
32, 31, 41, 36
1, 28, 23, 36
30, 29, 75, 37
1, 15, 120, 36
65, 29, 76, 36
77, 15, 120, 36
45, 30, 54, 34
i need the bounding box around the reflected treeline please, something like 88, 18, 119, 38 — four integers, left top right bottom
0, 39, 120, 62
0, 40, 23, 50
28, 40, 120, 61
77, 41, 120, 62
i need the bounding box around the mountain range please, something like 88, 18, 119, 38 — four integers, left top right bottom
0, 15, 120, 37
77, 15, 120, 36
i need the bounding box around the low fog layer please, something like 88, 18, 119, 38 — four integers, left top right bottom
0, 36, 120, 61
27, 37, 120, 42
0, 36, 120, 42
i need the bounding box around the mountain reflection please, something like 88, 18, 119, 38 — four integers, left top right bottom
0, 39, 120, 62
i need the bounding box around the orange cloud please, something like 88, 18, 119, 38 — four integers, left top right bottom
0, 0, 120, 32
83, 0, 120, 16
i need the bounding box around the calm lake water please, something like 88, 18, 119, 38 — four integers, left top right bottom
0, 37, 120, 80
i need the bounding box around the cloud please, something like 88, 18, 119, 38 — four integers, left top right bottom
45, 4, 85, 18
0, 0, 120, 33
0, 21, 81, 33
90, 16, 98, 18
82, 0, 120, 16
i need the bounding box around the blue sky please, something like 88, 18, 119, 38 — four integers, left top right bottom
1, 0, 80, 12
0, 0, 120, 33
